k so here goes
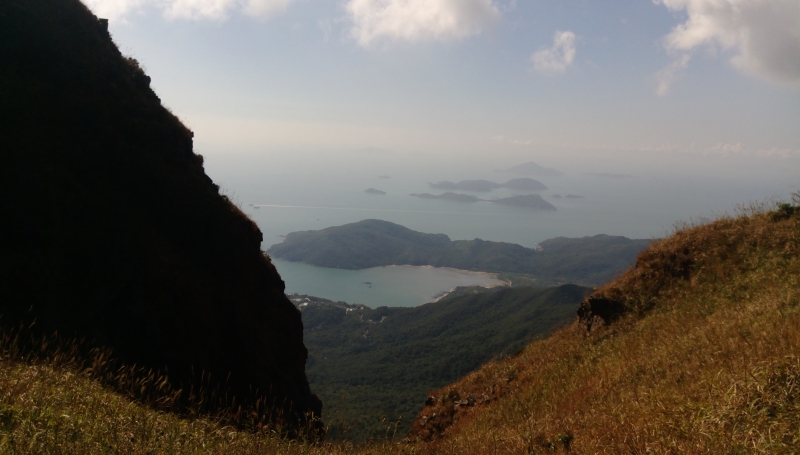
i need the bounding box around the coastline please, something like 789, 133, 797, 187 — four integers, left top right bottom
273, 259, 511, 307
380, 264, 509, 285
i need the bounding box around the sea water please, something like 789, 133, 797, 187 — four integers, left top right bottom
205, 150, 798, 307
273, 259, 505, 308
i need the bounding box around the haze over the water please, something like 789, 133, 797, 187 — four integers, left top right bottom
80, 0, 799, 306
87, 0, 798, 239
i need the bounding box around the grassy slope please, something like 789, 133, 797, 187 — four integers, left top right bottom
268, 219, 652, 286
412, 203, 800, 454
0, 357, 405, 455
298, 285, 589, 440
3, 203, 797, 453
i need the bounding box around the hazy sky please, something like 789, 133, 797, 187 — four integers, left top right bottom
86, 0, 799, 176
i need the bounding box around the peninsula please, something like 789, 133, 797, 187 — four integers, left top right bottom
267, 219, 653, 286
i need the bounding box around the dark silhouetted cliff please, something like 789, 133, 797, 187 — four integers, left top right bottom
0, 0, 320, 433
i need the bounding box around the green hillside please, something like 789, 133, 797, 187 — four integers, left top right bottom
295, 284, 590, 440
268, 220, 652, 286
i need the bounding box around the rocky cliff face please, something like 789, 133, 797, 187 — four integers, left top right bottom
0, 0, 320, 433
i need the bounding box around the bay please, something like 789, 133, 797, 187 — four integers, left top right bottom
205, 151, 797, 308
272, 259, 506, 308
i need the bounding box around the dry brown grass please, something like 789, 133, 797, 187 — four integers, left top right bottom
0, 339, 416, 454
2, 201, 798, 454
414, 201, 800, 454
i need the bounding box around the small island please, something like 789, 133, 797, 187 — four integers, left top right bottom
411, 192, 480, 203
412, 192, 556, 210
430, 180, 500, 192
501, 178, 548, 191
490, 194, 556, 210
565, 194, 585, 199
428, 177, 548, 192
364, 188, 386, 195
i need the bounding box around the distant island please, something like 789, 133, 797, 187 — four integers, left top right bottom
411, 192, 480, 203
498, 162, 563, 176
429, 177, 547, 192
565, 194, 585, 199
378, 175, 390, 179
430, 180, 498, 192
502, 178, 549, 190
364, 188, 386, 195
267, 219, 653, 286
490, 194, 556, 210
410, 192, 556, 210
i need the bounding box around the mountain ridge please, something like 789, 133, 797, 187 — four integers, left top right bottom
268, 219, 652, 286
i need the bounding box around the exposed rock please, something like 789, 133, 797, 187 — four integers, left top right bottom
410, 386, 504, 441
577, 295, 627, 332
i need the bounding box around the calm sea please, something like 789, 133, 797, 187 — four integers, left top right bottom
206, 150, 797, 307
273, 259, 504, 307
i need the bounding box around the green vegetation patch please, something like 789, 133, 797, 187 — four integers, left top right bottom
294, 284, 590, 441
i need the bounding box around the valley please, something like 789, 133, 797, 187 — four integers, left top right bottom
292, 284, 590, 440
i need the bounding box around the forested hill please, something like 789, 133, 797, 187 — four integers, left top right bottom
295, 284, 590, 440
267, 219, 653, 286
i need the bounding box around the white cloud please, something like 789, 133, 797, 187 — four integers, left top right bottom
83, 0, 151, 20
655, 53, 690, 95
243, 0, 292, 19
345, 0, 501, 48
163, 0, 235, 20
83, 0, 293, 21
657, 0, 800, 88
531, 31, 576, 73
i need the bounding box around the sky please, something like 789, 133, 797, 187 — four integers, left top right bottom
84, 0, 799, 198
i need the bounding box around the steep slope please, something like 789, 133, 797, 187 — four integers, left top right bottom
0, 0, 319, 431
268, 219, 652, 286
295, 284, 589, 440
411, 202, 800, 453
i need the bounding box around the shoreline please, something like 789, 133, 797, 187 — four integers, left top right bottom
380, 264, 506, 282
273, 259, 510, 307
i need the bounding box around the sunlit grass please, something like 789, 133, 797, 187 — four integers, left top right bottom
0, 352, 416, 454
2, 198, 798, 454
416, 198, 800, 454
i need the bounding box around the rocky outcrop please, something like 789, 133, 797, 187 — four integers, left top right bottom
410, 383, 510, 442
576, 294, 628, 332
0, 0, 319, 435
